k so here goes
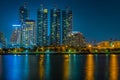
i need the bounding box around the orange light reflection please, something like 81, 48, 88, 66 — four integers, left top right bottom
109, 54, 118, 80
63, 55, 70, 80
85, 54, 95, 80
39, 55, 44, 80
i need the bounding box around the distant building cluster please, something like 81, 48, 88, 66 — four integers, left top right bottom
9, 3, 85, 48
97, 41, 120, 48
0, 32, 6, 48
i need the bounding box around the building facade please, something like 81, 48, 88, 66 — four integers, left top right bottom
22, 20, 36, 48
0, 32, 6, 48
19, 3, 29, 24
37, 5, 48, 46
19, 3, 29, 47
97, 41, 110, 48
10, 26, 21, 47
50, 9, 61, 46
62, 9, 72, 45
67, 32, 86, 47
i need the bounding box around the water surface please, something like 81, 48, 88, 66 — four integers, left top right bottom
0, 54, 120, 80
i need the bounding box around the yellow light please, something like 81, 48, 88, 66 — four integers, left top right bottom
44, 9, 48, 13
88, 44, 92, 48
112, 45, 114, 48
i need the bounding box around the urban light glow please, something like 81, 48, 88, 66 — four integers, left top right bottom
12, 25, 21, 27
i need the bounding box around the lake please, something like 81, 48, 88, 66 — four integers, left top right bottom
0, 54, 120, 80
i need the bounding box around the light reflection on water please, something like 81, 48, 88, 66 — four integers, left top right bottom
0, 55, 2, 77
85, 54, 95, 80
109, 54, 118, 80
63, 55, 70, 80
39, 54, 50, 80
0, 54, 120, 80
39, 55, 44, 80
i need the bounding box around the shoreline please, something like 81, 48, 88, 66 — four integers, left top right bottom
0, 52, 120, 55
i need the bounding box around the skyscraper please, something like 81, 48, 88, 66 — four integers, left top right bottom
37, 4, 48, 46
19, 3, 29, 47
0, 32, 6, 48
62, 9, 72, 45
19, 3, 29, 24
50, 9, 61, 46
67, 31, 86, 47
22, 20, 36, 48
10, 25, 21, 47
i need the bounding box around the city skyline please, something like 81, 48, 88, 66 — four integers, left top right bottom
10, 2, 74, 48
0, 0, 120, 43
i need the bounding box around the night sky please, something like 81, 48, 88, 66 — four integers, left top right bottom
0, 0, 120, 43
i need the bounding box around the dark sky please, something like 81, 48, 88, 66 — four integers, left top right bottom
0, 0, 120, 43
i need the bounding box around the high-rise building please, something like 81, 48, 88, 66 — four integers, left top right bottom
0, 32, 6, 48
22, 20, 36, 48
50, 9, 61, 46
19, 3, 29, 47
10, 25, 21, 47
37, 4, 48, 46
19, 3, 29, 24
67, 31, 86, 47
62, 9, 72, 45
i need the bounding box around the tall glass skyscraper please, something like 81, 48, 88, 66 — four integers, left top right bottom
22, 20, 36, 48
10, 26, 21, 47
50, 9, 61, 46
62, 9, 72, 45
37, 5, 48, 46
19, 3, 29, 47
19, 3, 29, 24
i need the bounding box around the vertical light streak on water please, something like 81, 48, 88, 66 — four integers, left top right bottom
85, 54, 95, 80
45, 54, 50, 79
109, 54, 118, 80
72, 54, 77, 79
12, 55, 21, 80
24, 55, 29, 80
0, 55, 2, 79
95, 54, 98, 79
105, 54, 109, 79
39, 54, 45, 80
63, 54, 70, 80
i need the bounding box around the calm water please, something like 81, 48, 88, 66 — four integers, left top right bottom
0, 54, 120, 80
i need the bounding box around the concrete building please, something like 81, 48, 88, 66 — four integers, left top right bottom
97, 41, 120, 48
67, 31, 86, 47
97, 41, 110, 48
